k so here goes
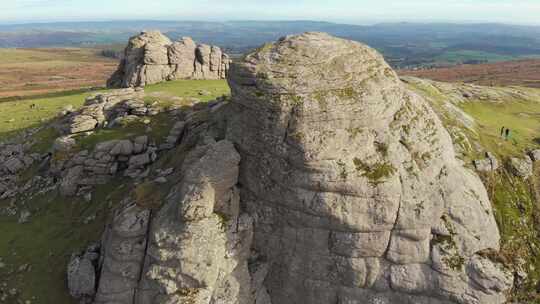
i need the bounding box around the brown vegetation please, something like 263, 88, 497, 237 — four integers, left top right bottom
399, 59, 540, 88
0, 48, 117, 99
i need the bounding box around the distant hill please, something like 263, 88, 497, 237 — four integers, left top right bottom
1, 20, 540, 68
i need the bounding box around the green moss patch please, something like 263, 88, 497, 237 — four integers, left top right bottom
353, 158, 396, 184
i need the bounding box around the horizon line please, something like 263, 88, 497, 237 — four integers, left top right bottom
1, 18, 540, 28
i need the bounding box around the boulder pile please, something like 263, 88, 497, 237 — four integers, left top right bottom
107, 31, 231, 88
53, 135, 157, 196
0, 143, 40, 199
62, 88, 150, 134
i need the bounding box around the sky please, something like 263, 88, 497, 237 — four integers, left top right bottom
1, 0, 540, 25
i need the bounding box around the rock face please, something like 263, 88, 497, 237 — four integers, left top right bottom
226, 32, 510, 303
107, 31, 230, 88
92, 138, 252, 304
85, 32, 511, 304
62, 87, 149, 134
509, 156, 533, 178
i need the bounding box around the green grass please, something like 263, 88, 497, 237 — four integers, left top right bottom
0, 79, 229, 144
0, 180, 128, 304
0, 90, 101, 141
0, 79, 230, 303
76, 113, 175, 150
460, 99, 540, 156
144, 79, 230, 103
410, 79, 540, 301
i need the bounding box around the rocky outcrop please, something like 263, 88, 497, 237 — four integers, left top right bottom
61, 88, 150, 135
226, 32, 510, 304
92, 138, 252, 304
0, 142, 41, 199
107, 31, 231, 88
53, 135, 157, 196
79, 32, 511, 304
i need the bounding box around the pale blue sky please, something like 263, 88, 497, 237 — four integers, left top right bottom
2, 0, 539, 25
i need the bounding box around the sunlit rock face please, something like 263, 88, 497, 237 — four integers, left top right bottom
90, 32, 511, 304
107, 31, 230, 88
226, 32, 511, 304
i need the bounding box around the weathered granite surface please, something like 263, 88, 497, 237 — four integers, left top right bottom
85, 32, 511, 304
107, 31, 230, 88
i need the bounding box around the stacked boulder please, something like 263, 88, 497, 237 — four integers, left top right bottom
92, 139, 253, 304
55, 136, 156, 196
107, 31, 231, 88
63, 88, 150, 134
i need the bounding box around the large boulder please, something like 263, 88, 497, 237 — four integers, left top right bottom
86, 32, 511, 304
107, 31, 231, 88
509, 156, 533, 178
226, 32, 510, 304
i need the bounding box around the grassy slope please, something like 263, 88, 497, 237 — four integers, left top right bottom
0, 79, 228, 304
409, 80, 540, 302
3, 76, 539, 302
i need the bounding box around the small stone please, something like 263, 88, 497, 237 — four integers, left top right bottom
18, 263, 29, 272
18, 210, 31, 224
159, 168, 174, 176
83, 214, 96, 225
155, 177, 167, 184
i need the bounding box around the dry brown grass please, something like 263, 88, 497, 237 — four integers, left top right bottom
399, 59, 540, 88
0, 48, 117, 98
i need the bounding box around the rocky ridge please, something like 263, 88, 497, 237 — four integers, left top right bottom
107, 31, 231, 88
74, 32, 513, 304
0, 33, 517, 304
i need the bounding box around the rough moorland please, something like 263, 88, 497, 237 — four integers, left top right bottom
1, 32, 540, 304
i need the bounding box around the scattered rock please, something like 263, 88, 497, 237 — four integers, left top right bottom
198, 89, 211, 96
154, 176, 167, 184
529, 149, 540, 162
474, 151, 499, 172
509, 156, 533, 178
17, 210, 31, 224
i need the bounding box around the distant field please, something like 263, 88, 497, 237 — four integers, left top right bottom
0, 48, 117, 98
399, 59, 540, 88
